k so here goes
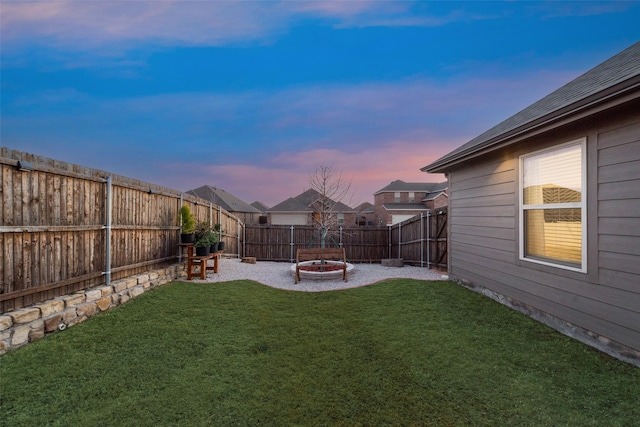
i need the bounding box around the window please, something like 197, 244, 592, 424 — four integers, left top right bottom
519, 139, 586, 272
409, 192, 415, 203
337, 213, 344, 224
394, 192, 401, 203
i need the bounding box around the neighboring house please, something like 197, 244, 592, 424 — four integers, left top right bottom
354, 202, 375, 226
268, 189, 356, 226
251, 201, 270, 224
422, 42, 640, 365
373, 180, 448, 225
251, 201, 269, 213
186, 185, 262, 224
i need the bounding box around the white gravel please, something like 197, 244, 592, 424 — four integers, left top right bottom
190, 257, 449, 292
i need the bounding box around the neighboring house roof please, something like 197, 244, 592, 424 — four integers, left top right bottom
269, 189, 354, 213
355, 202, 373, 213
186, 185, 261, 214
251, 201, 269, 213
374, 180, 447, 195
422, 191, 448, 202
423, 41, 640, 173
269, 197, 309, 213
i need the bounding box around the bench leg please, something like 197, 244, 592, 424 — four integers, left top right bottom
200, 260, 207, 280
187, 258, 195, 280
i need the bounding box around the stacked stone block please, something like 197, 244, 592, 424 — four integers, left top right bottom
0, 264, 186, 355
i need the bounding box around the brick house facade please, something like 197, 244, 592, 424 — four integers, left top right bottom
373, 180, 447, 225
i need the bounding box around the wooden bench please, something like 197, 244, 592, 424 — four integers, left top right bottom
295, 247, 348, 284
187, 251, 224, 280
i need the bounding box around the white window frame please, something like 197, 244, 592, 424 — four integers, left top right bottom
518, 138, 587, 273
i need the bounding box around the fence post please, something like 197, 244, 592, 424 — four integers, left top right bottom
426, 211, 431, 269
388, 226, 392, 259
420, 213, 425, 268
339, 226, 343, 247
178, 194, 183, 263
218, 205, 222, 242
104, 176, 112, 286
290, 225, 295, 262
398, 222, 402, 260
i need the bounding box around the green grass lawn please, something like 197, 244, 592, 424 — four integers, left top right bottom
1, 279, 638, 426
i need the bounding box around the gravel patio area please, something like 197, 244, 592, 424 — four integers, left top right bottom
190, 257, 449, 292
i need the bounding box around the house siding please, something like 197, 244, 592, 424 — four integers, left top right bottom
268, 212, 359, 226
598, 120, 640, 297
269, 213, 308, 226
447, 110, 640, 363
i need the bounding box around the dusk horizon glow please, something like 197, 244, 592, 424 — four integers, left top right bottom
2, 1, 639, 207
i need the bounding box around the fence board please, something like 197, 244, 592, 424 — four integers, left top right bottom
243, 225, 392, 263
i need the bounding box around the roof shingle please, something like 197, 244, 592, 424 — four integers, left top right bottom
186, 185, 261, 214
269, 189, 354, 212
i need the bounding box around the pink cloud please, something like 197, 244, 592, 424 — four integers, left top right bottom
0, 1, 396, 53
2, 1, 288, 51
166, 138, 451, 208
1, 1, 506, 53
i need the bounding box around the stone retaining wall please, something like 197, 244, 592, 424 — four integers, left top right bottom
0, 264, 186, 355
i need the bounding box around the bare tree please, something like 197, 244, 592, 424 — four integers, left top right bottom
308, 165, 352, 248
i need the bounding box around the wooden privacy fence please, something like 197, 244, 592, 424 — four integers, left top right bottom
242, 213, 448, 269
242, 225, 389, 263
389, 209, 448, 269
0, 149, 242, 313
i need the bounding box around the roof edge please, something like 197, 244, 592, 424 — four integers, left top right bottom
423, 78, 640, 173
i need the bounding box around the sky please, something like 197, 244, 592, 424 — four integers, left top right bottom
1, 1, 639, 208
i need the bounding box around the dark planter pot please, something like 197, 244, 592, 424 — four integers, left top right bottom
218, 241, 225, 251
181, 233, 195, 244
209, 242, 219, 253
195, 246, 210, 256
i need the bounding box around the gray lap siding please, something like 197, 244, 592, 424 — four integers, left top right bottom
447, 115, 640, 357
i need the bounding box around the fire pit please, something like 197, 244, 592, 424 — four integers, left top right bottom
290, 260, 355, 281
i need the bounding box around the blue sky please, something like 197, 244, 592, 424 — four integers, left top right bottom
2, 1, 639, 207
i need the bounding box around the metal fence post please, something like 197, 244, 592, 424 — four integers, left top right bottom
290, 225, 296, 262
104, 176, 112, 286
237, 220, 241, 258
218, 205, 222, 242
398, 222, 402, 260
420, 213, 425, 268
427, 211, 431, 269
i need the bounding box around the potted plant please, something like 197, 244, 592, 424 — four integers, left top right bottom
214, 223, 225, 251
179, 205, 196, 243
209, 231, 220, 253
194, 221, 216, 256
194, 233, 212, 256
